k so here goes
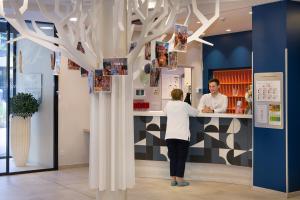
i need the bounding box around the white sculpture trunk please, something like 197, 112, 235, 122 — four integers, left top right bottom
10, 116, 31, 167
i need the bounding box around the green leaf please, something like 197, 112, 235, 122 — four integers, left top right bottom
11, 93, 40, 118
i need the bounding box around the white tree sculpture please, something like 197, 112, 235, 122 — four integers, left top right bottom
0, 0, 219, 198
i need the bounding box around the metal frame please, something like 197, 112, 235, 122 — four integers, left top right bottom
0, 20, 58, 176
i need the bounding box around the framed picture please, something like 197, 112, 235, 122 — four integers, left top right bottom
103, 58, 128, 76
155, 41, 169, 67
174, 24, 188, 52
94, 69, 111, 92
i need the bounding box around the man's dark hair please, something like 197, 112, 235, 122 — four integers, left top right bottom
209, 78, 220, 86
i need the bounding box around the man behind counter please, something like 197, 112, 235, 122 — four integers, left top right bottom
198, 78, 228, 113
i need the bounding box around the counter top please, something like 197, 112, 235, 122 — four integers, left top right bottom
133, 111, 252, 119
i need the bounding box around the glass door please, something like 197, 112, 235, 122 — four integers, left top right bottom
0, 20, 58, 175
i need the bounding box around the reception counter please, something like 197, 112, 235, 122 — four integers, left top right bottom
134, 111, 252, 167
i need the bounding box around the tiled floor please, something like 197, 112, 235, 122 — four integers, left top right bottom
0, 167, 299, 200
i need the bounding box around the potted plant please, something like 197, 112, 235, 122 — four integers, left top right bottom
10, 93, 39, 167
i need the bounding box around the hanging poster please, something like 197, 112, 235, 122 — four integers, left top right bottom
150, 67, 161, 87
103, 58, 128, 76
94, 69, 111, 92
145, 41, 151, 60
174, 24, 188, 52
254, 72, 283, 129
168, 52, 178, 69
155, 41, 169, 67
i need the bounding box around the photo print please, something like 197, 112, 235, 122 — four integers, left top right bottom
150, 67, 161, 87
174, 24, 188, 52
155, 41, 169, 67
103, 58, 128, 76
68, 42, 85, 70
94, 69, 111, 92
168, 51, 178, 69
145, 41, 151, 60
129, 42, 137, 53
81, 67, 89, 77
88, 71, 94, 94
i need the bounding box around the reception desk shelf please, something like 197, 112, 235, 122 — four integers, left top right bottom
213, 68, 252, 114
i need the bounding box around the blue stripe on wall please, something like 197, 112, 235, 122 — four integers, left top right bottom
287, 0, 300, 193
202, 31, 252, 93
252, 1, 287, 192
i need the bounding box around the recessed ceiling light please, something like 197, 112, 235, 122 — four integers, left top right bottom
249, 11, 253, 15
226, 29, 231, 32
69, 17, 78, 22
40, 26, 53, 30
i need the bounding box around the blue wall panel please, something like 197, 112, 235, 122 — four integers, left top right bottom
252, 1, 287, 192
202, 31, 252, 93
287, 1, 300, 193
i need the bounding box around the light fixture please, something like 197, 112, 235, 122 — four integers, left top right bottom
69, 17, 78, 22
40, 26, 53, 30
196, 21, 201, 24
226, 29, 231, 32
249, 11, 253, 15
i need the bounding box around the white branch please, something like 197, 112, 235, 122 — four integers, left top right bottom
19, 0, 29, 15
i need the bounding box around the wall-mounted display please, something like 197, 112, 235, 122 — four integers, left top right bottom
174, 24, 188, 52
145, 41, 151, 60
150, 67, 161, 87
94, 69, 111, 92
168, 51, 178, 69
254, 72, 283, 129
103, 58, 128, 76
155, 41, 169, 67
17, 73, 42, 102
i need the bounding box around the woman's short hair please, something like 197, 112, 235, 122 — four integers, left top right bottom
171, 89, 183, 100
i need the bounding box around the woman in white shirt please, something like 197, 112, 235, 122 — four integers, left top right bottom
163, 89, 199, 187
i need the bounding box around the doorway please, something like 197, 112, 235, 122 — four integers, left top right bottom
0, 20, 58, 175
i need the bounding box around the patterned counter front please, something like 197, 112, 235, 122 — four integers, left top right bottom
134, 116, 252, 167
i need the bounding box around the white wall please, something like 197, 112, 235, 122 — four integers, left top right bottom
58, 56, 90, 166
178, 42, 203, 108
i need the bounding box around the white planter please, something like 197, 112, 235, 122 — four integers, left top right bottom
10, 116, 31, 167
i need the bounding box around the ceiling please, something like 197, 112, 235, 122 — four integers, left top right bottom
175, 0, 280, 37
2, 0, 294, 37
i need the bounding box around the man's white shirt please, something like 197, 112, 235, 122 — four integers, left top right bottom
198, 93, 228, 113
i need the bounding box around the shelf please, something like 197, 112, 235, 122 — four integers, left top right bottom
226, 96, 246, 98
220, 82, 252, 85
